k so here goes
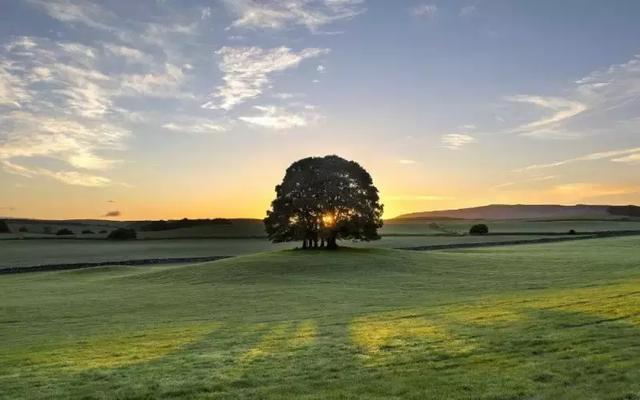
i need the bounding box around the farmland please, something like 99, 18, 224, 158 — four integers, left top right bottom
1, 236, 640, 399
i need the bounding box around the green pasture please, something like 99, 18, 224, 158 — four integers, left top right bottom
0, 235, 565, 268
1, 236, 640, 399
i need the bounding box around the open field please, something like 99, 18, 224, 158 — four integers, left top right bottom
383, 218, 640, 235
0, 235, 576, 269
1, 236, 640, 399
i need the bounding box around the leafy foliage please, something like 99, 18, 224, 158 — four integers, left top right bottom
264, 155, 383, 249
0, 220, 11, 233
469, 224, 489, 235
107, 228, 137, 241
56, 228, 74, 236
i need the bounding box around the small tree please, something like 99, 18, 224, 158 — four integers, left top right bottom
107, 228, 137, 240
0, 220, 11, 233
264, 155, 383, 249
56, 228, 74, 236
469, 224, 489, 235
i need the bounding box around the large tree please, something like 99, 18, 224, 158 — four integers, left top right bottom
264, 155, 383, 249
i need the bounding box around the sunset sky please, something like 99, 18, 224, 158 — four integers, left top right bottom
1, 0, 640, 220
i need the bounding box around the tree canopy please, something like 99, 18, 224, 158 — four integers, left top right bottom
264, 155, 383, 249
469, 224, 489, 235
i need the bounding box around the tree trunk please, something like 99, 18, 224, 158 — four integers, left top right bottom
326, 235, 338, 250
320, 238, 325, 248
302, 239, 307, 249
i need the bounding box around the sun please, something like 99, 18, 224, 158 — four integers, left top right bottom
322, 213, 335, 226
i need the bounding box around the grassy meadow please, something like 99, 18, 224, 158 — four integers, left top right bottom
0, 234, 573, 269
2, 236, 640, 399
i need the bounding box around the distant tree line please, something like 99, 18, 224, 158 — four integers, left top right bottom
134, 218, 232, 232
608, 205, 640, 217
0, 220, 10, 233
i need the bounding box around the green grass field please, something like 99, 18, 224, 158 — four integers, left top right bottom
2, 236, 640, 399
1, 235, 567, 268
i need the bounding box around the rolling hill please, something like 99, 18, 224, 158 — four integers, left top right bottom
394, 204, 638, 220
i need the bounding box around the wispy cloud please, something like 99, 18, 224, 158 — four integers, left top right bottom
2, 160, 112, 187
502, 54, 640, 139
412, 3, 438, 18
0, 1, 209, 187
223, 0, 365, 32
203, 46, 329, 111
506, 95, 587, 139
398, 159, 418, 165
27, 0, 115, 31
103, 210, 121, 217
239, 105, 319, 130
493, 175, 556, 189
516, 146, 640, 172
162, 119, 228, 134
441, 133, 476, 149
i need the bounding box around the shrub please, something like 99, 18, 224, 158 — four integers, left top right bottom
19, 226, 28, 233
56, 228, 74, 236
82, 229, 95, 234
0, 220, 10, 233
469, 224, 489, 235
99, 230, 108, 234
568, 229, 576, 235
107, 228, 137, 240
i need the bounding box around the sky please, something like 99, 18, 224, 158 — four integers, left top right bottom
1, 0, 640, 220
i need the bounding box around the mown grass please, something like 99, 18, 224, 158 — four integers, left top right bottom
1, 237, 640, 399
1, 235, 567, 268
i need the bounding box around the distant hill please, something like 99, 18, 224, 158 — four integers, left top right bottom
394, 204, 639, 220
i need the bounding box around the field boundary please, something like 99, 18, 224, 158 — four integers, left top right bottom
0, 256, 232, 274
398, 230, 640, 251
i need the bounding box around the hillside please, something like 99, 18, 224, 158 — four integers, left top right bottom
2, 237, 640, 399
394, 204, 636, 220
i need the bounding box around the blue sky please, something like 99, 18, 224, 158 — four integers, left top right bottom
1, 0, 640, 219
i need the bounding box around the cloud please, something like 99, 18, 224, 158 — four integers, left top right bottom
103, 44, 152, 64
516, 146, 640, 172
459, 5, 476, 16
239, 105, 318, 130
398, 159, 418, 165
441, 133, 476, 149
162, 119, 228, 134
224, 0, 365, 32
2, 160, 111, 187
612, 153, 640, 164
317, 64, 326, 73
501, 54, 640, 139
202, 46, 329, 111
103, 210, 121, 217
27, 0, 115, 31
506, 95, 587, 138
412, 4, 438, 18
493, 175, 556, 190
119, 63, 190, 98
